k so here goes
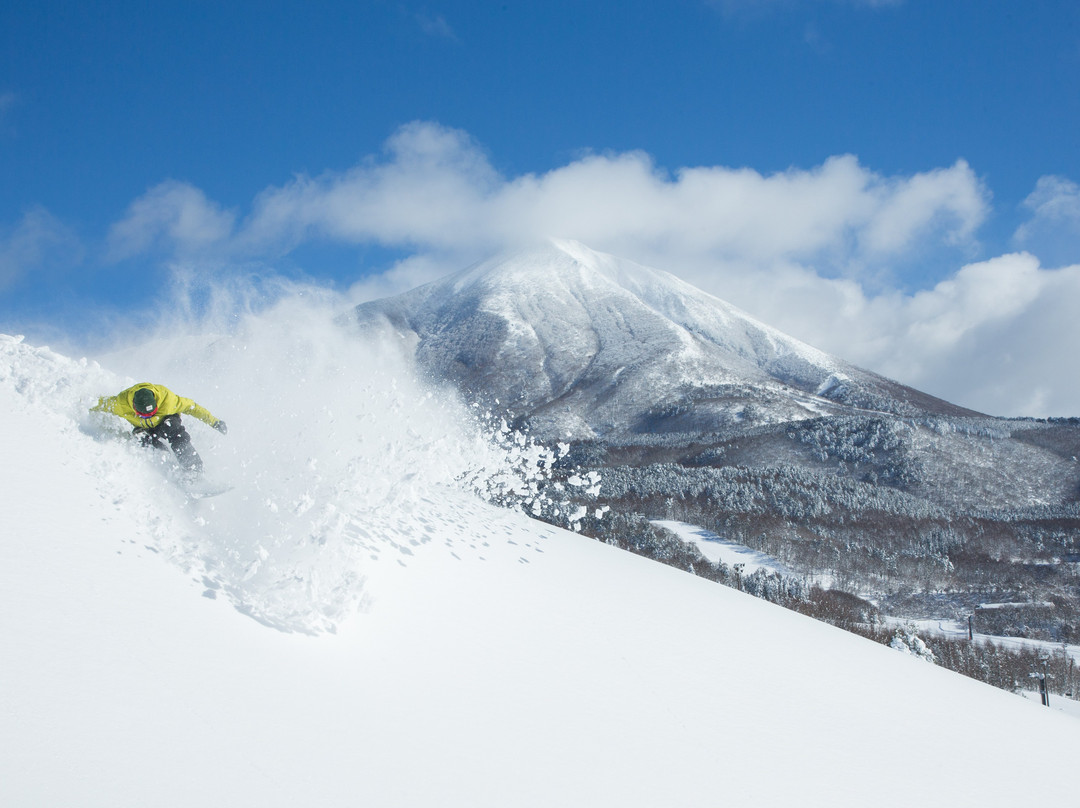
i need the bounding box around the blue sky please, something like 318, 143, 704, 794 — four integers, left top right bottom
3, 1, 1080, 415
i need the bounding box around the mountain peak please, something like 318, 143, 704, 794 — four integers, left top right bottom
353, 242, 977, 439
449, 238, 657, 295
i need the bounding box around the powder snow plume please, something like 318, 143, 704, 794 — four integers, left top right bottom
5, 286, 571, 633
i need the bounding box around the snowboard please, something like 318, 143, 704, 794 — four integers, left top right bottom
179, 476, 233, 499
161, 461, 232, 499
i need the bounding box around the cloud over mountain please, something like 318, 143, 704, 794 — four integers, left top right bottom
11, 122, 1080, 417
105, 122, 986, 276
219, 123, 986, 268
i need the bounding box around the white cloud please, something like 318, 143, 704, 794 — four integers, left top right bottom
890, 257, 1080, 417
1015, 175, 1080, 242
1010, 174, 1080, 271
903, 253, 1043, 349
240, 123, 498, 253
0, 207, 82, 290
860, 160, 985, 254
106, 180, 236, 262
102, 123, 1080, 416
108, 123, 987, 279
686, 251, 1080, 417
346, 253, 456, 305
413, 11, 458, 41
233, 123, 987, 277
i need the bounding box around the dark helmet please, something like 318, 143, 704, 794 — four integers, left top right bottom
132, 387, 158, 418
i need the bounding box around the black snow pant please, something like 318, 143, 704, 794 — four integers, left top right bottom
133, 415, 203, 473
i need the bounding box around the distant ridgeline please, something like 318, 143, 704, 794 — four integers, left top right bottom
353, 240, 1080, 692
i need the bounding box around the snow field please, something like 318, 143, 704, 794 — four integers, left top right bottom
4, 315, 1080, 807
652, 519, 791, 574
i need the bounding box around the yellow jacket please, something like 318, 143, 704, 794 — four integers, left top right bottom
92, 383, 220, 430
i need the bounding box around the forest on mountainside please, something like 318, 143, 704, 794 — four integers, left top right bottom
525, 413, 1080, 700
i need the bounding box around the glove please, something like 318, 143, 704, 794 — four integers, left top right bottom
213, 420, 228, 435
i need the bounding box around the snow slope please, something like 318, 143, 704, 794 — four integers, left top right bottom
652, 519, 791, 575
3, 316, 1079, 808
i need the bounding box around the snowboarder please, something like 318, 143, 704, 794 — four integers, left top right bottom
91, 383, 227, 475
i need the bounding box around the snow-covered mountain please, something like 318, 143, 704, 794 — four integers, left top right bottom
352, 239, 977, 439
349, 240, 1080, 644
3, 326, 1080, 807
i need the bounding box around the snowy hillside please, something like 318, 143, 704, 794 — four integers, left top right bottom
3, 314, 1079, 807
351, 239, 977, 439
